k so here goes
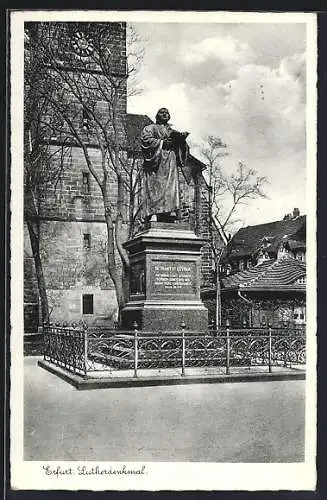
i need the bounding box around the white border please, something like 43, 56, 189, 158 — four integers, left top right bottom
10, 10, 317, 491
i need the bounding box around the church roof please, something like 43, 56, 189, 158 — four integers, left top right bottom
223, 215, 306, 261
221, 257, 306, 291
125, 113, 153, 150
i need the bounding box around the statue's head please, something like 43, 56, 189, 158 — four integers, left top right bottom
155, 108, 170, 124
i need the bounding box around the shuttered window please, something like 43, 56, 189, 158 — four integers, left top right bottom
82, 294, 94, 315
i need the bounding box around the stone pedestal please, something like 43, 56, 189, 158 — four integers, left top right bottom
121, 222, 208, 331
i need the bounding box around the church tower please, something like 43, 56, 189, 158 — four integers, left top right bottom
24, 22, 128, 331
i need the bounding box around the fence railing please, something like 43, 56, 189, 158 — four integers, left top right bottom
43, 323, 306, 378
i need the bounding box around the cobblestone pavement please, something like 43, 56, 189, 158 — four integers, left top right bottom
24, 357, 305, 462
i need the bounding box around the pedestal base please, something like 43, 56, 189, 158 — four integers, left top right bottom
121, 222, 208, 332
122, 301, 208, 332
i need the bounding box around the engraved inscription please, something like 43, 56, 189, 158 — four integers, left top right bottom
152, 261, 196, 294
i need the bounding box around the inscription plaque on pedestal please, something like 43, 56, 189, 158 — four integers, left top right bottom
152, 261, 196, 295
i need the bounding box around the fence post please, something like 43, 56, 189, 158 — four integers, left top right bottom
133, 321, 138, 378
268, 324, 272, 373
210, 319, 219, 337
83, 326, 88, 378
181, 321, 186, 376
226, 319, 230, 375
283, 323, 288, 367
43, 324, 48, 360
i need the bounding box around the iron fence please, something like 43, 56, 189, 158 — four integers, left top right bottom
43, 324, 306, 378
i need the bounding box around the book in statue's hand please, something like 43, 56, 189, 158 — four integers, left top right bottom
170, 130, 189, 145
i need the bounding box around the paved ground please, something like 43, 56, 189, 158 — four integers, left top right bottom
24, 357, 305, 462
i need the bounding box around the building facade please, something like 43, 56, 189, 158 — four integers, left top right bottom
202, 208, 306, 327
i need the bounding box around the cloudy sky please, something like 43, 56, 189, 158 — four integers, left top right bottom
128, 22, 307, 228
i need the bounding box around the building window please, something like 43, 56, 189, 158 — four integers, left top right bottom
82, 172, 90, 194
257, 250, 270, 266
293, 306, 306, 324
83, 233, 91, 250
297, 276, 306, 284
277, 308, 292, 325
82, 294, 94, 315
277, 244, 291, 260
296, 251, 305, 262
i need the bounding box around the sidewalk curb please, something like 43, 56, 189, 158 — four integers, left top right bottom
38, 360, 306, 390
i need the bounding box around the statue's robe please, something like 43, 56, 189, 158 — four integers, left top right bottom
140, 123, 188, 218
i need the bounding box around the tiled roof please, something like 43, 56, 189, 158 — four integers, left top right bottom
221, 258, 306, 291
223, 215, 306, 261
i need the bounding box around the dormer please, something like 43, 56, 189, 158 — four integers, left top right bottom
295, 250, 306, 262
261, 236, 272, 248
277, 242, 292, 260
256, 249, 270, 266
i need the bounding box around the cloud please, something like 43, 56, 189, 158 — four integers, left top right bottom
186, 54, 306, 159
280, 52, 306, 79
129, 23, 307, 225
128, 80, 193, 132
178, 35, 255, 86
182, 35, 254, 66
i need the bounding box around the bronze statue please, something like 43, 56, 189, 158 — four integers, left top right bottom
140, 107, 189, 222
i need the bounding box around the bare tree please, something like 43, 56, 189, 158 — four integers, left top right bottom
24, 25, 71, 326
200, 135, 269, 327
25, 22, 144, 320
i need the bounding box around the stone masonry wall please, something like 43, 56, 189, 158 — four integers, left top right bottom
24, 224, 40, 332
39, 146, 115, 220
199, 179, 215, 288
24, 21, 128, 331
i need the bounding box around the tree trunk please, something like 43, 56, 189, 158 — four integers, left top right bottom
129, 190, 135, 239
115, 211, 130, 306
115, 174, 130, 306
215, 249, 224, 329
26, 216, 50, 326
102, 184, 126, 321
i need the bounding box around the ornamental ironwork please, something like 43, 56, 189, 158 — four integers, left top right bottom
43, 324, 306, 378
